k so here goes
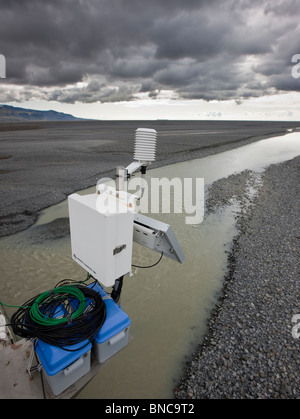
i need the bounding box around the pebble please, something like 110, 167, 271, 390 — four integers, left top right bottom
175, 156, 300, 399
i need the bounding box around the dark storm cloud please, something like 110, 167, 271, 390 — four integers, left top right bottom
0, 0, 299, 103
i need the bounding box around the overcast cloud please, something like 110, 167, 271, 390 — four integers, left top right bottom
0, 0, 299, 104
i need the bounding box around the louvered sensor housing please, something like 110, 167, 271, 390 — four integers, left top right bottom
134, 128, 157, 164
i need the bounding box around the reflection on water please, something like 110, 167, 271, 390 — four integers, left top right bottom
0, 132, 299, 398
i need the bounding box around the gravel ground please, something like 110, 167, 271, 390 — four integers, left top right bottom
0, 120, 298, 237
175, 155, 300, 399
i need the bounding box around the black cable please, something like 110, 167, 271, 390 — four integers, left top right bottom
111, 276, 123, 303
54, 272, 92, 288
110, 253, 164, 303
132, 252, 164, 269
9, 283, 106, 352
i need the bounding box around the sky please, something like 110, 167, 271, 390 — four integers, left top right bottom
0, 0, 299, 120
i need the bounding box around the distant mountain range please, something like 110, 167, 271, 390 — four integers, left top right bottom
0, 104, 82, 122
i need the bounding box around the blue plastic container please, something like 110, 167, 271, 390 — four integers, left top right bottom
36, 339, 92, 396
88, 283, 131, 363
35, 302, 93, 397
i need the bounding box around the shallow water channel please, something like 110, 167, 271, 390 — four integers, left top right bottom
0, 132, 299, 398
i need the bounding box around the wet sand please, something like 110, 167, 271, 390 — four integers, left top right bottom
0, 120, 298, 237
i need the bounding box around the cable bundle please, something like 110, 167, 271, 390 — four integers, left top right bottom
10, 283, 106, 351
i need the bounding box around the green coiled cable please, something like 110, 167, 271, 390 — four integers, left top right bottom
29, 286, 86, 326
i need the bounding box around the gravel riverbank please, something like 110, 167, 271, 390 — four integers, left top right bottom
175, 155, 300, 399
